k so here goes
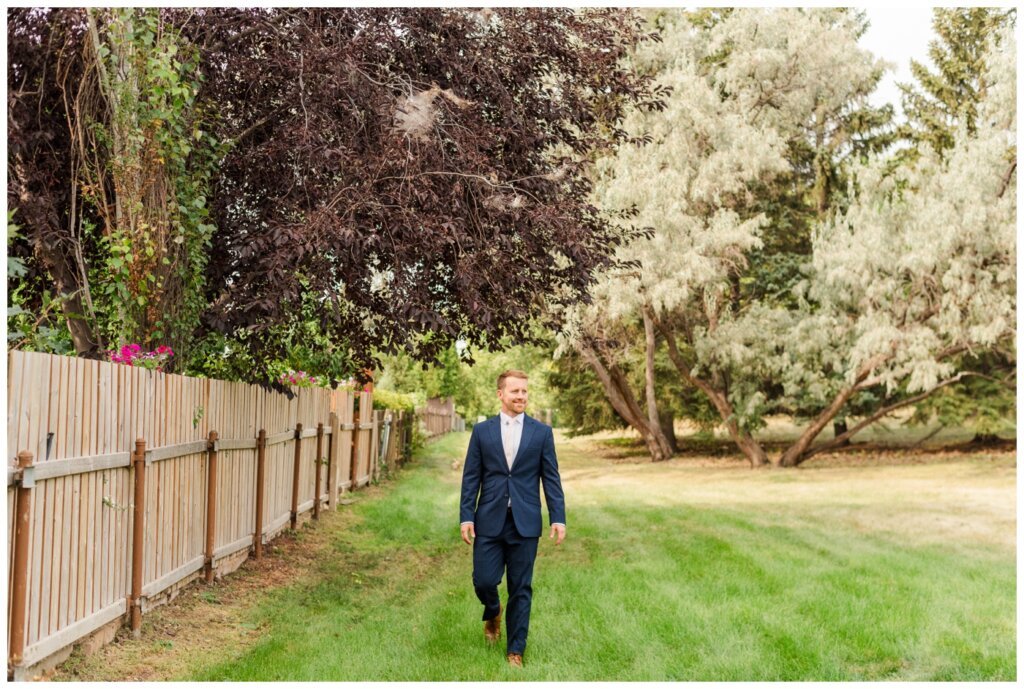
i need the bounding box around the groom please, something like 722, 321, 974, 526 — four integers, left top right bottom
459, 369, 566, 667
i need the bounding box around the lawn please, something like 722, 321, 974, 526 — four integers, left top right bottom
55, 430, 1016, 681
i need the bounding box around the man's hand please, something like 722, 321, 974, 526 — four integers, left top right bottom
549, 524, 566, 546
461, 522, 475, 545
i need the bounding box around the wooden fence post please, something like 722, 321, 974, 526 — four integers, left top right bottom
314, 423, 324, 520
396, 411, 405, 466
204, 430, 219, 583
290, 423, 303, 529
254, 429, 266, 559
370, 410, 380, 483
327, 412, 339, 509
130, 438, 146, 638
350, 406, 360, 490
8, 451, 34, 669
404, 412, 413, 462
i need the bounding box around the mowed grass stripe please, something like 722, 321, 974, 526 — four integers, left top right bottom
190, 432, 1014, 681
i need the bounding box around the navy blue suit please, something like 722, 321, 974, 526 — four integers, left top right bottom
460, 414, 566, 655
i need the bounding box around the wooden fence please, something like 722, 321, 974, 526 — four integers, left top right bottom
5, 351, 419, 678
418, 396, 465, 436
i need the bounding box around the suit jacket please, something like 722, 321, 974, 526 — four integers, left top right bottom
459, 414, 566, 538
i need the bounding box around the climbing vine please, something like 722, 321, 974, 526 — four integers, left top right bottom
78, 8, 219, 364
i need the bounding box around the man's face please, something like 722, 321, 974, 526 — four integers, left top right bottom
497, 376, 528, 417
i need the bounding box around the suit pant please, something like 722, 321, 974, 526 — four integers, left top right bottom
472, 508, 539, 655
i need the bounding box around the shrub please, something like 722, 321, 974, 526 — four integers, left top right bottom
372, 388, 417, 412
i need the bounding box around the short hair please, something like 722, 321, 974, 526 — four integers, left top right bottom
497, 369, 529, 390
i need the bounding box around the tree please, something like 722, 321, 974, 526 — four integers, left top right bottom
567, 8, 889, 465
8, 9, 220, 364
701, 8, 896, 444
183, 8, 660, 381
765, 26, 1016, 465
899, 7, 1016, 157
9, 9, 106, 358
894, 8, 1017, 439
699, 24, 1016, 466
9, 8, 660, 383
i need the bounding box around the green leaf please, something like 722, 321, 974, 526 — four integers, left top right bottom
8, 257, 27, 279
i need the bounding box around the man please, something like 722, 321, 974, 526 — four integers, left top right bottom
459, 369, 566, 667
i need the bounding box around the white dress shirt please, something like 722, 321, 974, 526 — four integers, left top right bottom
500, 411, 524, 470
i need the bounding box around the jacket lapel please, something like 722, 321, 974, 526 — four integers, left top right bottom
489, 415, 504, 464
512, 415, 536, 470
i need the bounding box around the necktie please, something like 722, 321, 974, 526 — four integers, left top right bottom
504, 419, 517, 469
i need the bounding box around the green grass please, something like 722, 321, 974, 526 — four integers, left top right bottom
188, 432, 1015, 681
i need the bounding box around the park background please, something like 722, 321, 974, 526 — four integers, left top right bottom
5, 6, 1017, 681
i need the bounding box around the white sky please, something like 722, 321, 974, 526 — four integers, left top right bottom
858, 6, 937, 120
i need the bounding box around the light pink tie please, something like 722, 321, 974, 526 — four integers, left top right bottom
504, 419, 517, 469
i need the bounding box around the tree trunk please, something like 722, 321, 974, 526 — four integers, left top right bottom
641, 305, 675, 460
659, 410, 678, 453
969, 433, 1002, 445
832, 419, 850, 446
578, 342, 673, 462
605, 354, 674, 462
776, 384, 861, 467
657, 321, 769, 468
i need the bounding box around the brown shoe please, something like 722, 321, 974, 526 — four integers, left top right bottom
507, 653, 523, 667
484, 604, 502, 644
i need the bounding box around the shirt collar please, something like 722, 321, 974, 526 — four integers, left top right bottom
499, 411, 524, 425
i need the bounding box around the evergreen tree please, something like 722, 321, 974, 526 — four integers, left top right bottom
899, 7, 1016, 156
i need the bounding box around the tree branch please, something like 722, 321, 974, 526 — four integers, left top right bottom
201, 11, 295, 54
802, 371, 976, 461
998, 159, 1016, 199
